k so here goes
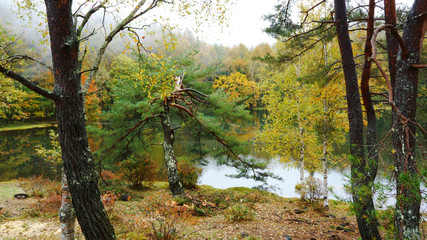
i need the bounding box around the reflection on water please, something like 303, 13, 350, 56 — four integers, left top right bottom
0, 126, 351, 201
0, 110, 423, 212
200, 156, 351, 201
0, 128, 58, 181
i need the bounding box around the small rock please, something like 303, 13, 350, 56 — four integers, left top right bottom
340, 217, 346, 221
240, 232, 249, 238
324, 213, 336, 218
328, 235, 340, 240
120, 194, 131, 201
14, 193, 29, 199
283, 206, 287, 209
294, 209, 304, 214
344, 228, 355, 233
310, 238, 317, 240
336, 226, 345, 231
282, 235, 292, 240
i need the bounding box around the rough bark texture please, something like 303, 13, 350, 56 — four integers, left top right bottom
160, 103, 184, 196
392, 0, 427, 238
361, 0, 379, 174
44, 1, 116, 239
384, 0, 398, 89
334, 1, 381, 239
59, 172, 75, 240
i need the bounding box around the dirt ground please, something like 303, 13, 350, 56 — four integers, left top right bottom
0, 181, 425, 239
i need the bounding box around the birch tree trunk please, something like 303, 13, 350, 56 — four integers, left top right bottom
299, 136, 305, 184
59, 172, 75, 240
322, 133, 328, 209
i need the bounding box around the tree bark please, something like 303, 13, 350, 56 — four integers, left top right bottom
334, 1, 381, 239
322, 99, 329, 209
160, 103, 184, 196
44, 1, 116, 239
322, 135, 328, 209
361, 0, 379, 176
392, 1, 427, 238
384, 0, 398, 90
59, 172, 75, 240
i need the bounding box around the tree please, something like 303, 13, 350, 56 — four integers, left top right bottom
0, 1, 231, 238
389, 1, 426, 238
101, 50, 275, 194
256, 65, 320, 184
213, 72, 259, 108
256, 41, 348, 207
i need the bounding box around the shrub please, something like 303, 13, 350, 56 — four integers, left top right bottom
177, 157, 202, 189
101, 170, 120, 181
33, 193, 62, 215
18, 175, 61, 198
141, 191, 196, 239
295, 176, 323, 202
117, 153, 158, 189
225, 203, 255, 222
102, 191, 118, 214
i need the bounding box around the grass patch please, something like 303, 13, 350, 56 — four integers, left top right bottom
0, 181, 23, 201
0, 123, 56, 132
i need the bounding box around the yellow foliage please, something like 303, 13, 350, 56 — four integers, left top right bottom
213, 72, 259, 108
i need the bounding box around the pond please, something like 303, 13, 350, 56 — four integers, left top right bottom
0, 125, 351, 200
0, 111, 423, 211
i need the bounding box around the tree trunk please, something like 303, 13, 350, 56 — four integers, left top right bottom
44, 1, 116, 239
322, 133, 328, 209
334, 1, 381, 239
361, 0, 379, 177
392, 1, 426, 238
160, 103, 184, 196
384, 0, 398, 89
299, 139, 304, 184
59, 172, 75, 240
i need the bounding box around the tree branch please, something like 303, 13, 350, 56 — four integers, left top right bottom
0, 65, 57, 100
82, 0, 161, 93
371, 24, 409, 103
300, 0, 326, 26
4, 55, 53, 71
76, 1, 107, 38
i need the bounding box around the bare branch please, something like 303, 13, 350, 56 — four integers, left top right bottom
279, 34, 331, 62
3, 55, 53, 71
171, 103, 194, 117
300, 0, 326, 26
0, 65, 57, 100
82, 0, 161, 94
179, 88, 209, 98
76, 1, 108, 38
371, 24, 409, 103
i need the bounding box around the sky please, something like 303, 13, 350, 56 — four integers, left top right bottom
1, 0, 416, 49
193, 0, 415, 48
200, 0, 278, 48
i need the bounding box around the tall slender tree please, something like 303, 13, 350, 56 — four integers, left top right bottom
334, 1, 382, 238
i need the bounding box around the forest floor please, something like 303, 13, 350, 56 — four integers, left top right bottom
0, 180, 424, 239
